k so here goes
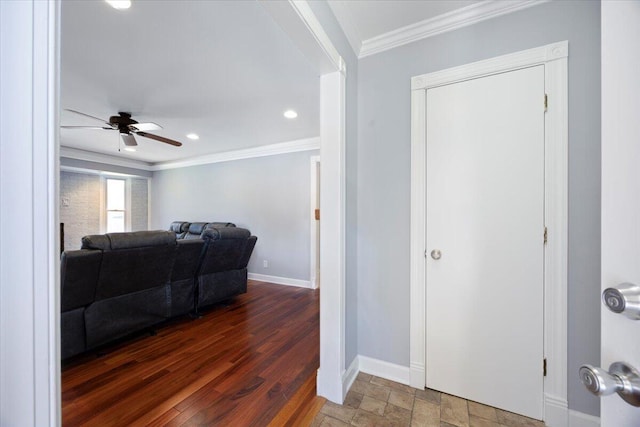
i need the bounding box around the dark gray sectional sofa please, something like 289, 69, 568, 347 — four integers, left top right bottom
61, 222, 257, 359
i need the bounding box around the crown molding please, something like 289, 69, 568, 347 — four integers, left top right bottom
359, 0, 549, 58
151, 137, 320, 171
60, 146, 154, 171
61, 137, 321, 173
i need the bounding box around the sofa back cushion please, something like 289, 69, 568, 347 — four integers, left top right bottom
60, 249, 102, 312
86, 231, 177, 299
169, 221, 191, 239
183, 222, 208, 240
204, 222, 236, 230
199, 227, 253, 273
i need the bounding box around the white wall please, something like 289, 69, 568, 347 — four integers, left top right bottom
355, 1, 601, 416
150, 150, 319, 283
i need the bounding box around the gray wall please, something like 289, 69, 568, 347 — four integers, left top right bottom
356, 1, 600, 416
60, 170, 150, 250
308, 1, 360, 368
150, 150, 319, 282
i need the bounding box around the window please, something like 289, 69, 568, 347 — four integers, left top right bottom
106, 178, 126, 233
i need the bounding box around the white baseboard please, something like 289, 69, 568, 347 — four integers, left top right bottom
357, 355, 411, 386
342, 357, 359, 397
317, 367, 344, 404
544, 393, 600, 427
247, 273, 312, 289
545, 394, 569, 427
569, 410, 600, 427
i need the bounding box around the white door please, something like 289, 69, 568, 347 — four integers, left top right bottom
425, 65, 545, 419
597, 2, 640, 425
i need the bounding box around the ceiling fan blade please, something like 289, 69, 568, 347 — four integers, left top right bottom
129, 122, 162, 132
64, 109, 111, 126
121, 133, 138, 146
60, 126, 114, 130
135, 131, 182, 147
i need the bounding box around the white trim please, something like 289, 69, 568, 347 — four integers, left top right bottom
61, 137, 321, 172
409, 85, 427, 391
152, 137, 320, 171
409, 41, 568, 420
310, 155, 321, 290
543, 394, 601, 427
545, 394, 569, 427
248, 273, 313, 289
342, 356, 359, 398
411, 41, 568, 90
316, 70, 347, 404
60, 146, 153, 171
569, 410, 600, 427
258, 0, 345, 75
358, 356, 411, 386
359, 0, 549, 58
125, 178, 133, 232
286, 1, 345, 73
0, 0, 60, 424
147, 178, 151, 230
60, 164, 150, 179
542, 41, 569, 424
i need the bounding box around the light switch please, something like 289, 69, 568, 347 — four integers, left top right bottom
61, 197, 70, 207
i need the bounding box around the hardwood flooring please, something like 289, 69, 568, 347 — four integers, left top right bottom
62, 280, 321, 426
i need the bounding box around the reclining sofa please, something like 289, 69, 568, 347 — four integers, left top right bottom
61, 223, 257, 359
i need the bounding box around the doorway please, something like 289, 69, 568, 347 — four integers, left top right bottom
0, 1, 348, 423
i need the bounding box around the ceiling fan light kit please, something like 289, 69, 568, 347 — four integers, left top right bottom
61, 109, 183, 149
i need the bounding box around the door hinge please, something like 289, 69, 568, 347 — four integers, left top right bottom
424, 249, 427, 258
543, 226, 548, 245
544, 93, 548, 112
543, 358, 547, 377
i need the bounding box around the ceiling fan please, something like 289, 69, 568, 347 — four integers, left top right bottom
61, 109, 182, 147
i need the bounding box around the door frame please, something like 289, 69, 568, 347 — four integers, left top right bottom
0, 0, 348, 424
409, 41, 568, 423
310, 155, 321, 289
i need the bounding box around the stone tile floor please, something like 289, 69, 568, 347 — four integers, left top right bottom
312, 373, 545, 427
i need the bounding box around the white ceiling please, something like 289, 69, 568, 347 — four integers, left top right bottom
328, 0, 479, 54
60, 0, 500, 166
60, 0, 320, 164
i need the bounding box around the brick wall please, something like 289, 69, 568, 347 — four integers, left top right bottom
60, 172, 149, 250
60, 171, 101, 251
131, 178, 148, 231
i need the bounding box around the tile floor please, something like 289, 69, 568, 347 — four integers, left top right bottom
312, 373, 545, 427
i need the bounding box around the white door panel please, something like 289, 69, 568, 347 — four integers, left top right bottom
426, 66, 545, 419
596, 2, 640, 425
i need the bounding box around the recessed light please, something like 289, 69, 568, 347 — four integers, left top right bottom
186, 133, 199, 140
283, 110, 298, 119
106, 0, 131, 10
124, 147, 136, 152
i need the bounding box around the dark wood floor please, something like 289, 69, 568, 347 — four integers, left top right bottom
62, 280, 321, 426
